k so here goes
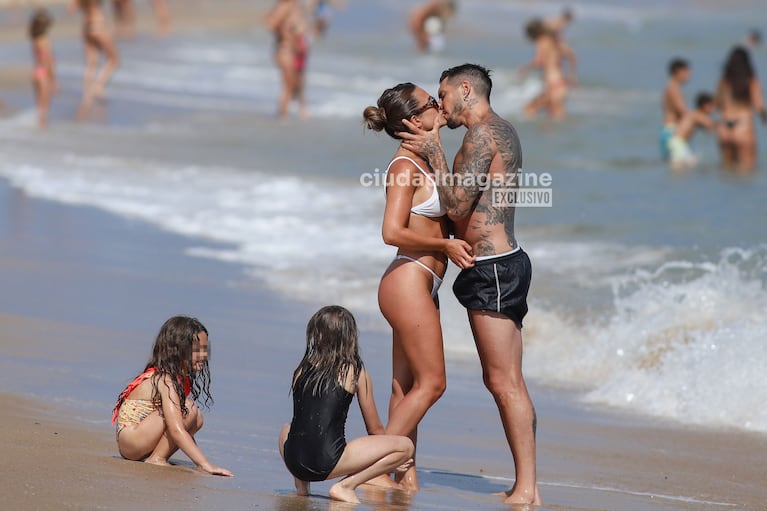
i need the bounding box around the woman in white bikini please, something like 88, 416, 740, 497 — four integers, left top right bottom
363, 83, 474, 490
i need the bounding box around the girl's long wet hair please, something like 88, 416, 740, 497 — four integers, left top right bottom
723, 46, 756, 104
146, 316, 213, 417
291, 305, 363, 397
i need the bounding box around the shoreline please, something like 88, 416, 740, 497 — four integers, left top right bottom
2, 178, 766, 510
1, 1, 765, 506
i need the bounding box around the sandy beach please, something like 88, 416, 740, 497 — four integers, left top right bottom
1, 0, 766, 510
2, 177, 765, 511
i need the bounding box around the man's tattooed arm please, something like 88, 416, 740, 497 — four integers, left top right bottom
440, 124, 494, 219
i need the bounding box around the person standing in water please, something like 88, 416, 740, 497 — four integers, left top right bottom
518, 19, 569, 120
266, 0, 310, 119
29, 8, 58, 128
398, 63, 541, 506
545, 6, 578, 86
69, 0, 119, 108
408, 0, 456, 53
716, 46, 767, 172
660, 58, 691, 160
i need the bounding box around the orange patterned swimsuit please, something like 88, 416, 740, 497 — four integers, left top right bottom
112, 368, 191, 436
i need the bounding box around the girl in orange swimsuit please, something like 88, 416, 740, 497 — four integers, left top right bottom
28, 9, 58, 128
111, 316, 232, 476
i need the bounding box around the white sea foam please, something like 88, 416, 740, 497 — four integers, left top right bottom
1, 138, 766, 432
1, 0, 764, 434
523, 247, 767, 432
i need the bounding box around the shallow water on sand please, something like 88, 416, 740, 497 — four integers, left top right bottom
1, 0, 766, 436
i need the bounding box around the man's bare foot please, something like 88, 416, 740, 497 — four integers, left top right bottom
294, 478, 310, 496
328, 482, 360, 504
144, 457, 172, 467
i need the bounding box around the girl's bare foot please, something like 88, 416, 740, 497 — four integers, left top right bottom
329, 482, 360, 504
362, 474, 398, 489
144, 457, 172, 467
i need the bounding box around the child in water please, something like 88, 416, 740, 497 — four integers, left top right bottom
29, 9, 58, 128
112, 316, 233, 476
279, 305, 414, 503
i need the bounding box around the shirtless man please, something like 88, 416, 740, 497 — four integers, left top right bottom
399, 63, 540, 506
660, 58, 690, 159
519, 18, 568, 120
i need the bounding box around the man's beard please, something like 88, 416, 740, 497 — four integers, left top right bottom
445, 100, 463, 129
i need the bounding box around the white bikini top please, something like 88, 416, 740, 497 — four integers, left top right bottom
385, 156, 446, 218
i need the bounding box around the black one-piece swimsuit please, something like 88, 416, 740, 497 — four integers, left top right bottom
283, 370, 353, 482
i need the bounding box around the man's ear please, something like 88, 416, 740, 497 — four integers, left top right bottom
462, 80, 472, 100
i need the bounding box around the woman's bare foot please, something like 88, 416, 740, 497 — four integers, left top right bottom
395, 465, 419, 491
497, 483, 541, 505
294, 478, 310, 496
329, 482, 360, 504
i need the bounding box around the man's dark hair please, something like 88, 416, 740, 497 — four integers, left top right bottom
440, 63, 493, 100
695, 92, 713, 109
669, 58, 689, 76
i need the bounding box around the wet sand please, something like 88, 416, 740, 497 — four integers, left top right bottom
1, 1, 765, 509
1, 178, 765, 511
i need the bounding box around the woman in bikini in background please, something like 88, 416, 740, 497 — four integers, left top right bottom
519, 18, 571, 121
716, 46, 767, 172
363, 83, 474, 490
69, 0, 119, 108
266, 0, 309, 119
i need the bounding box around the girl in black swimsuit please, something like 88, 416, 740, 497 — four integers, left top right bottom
279, 306, 414, 504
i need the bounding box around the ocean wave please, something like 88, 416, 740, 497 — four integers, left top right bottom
523, 246, 767, 432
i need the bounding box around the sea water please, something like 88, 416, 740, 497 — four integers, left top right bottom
1, 0, 766, 435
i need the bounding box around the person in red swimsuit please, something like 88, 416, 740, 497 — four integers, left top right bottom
111, 316, 232, 476
266, 0, 310, 119
28, 9, 58, 128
